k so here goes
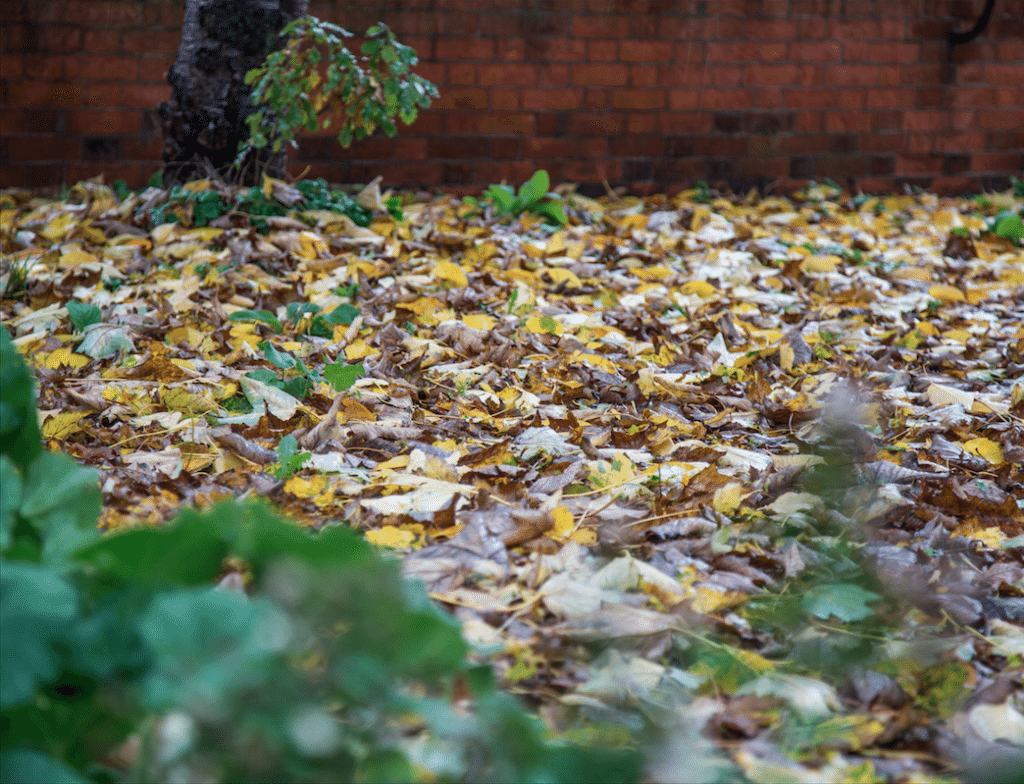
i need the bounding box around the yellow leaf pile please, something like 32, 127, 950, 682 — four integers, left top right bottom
2, 176, 1022, 781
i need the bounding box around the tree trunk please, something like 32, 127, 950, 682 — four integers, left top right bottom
158, 0, 308, 187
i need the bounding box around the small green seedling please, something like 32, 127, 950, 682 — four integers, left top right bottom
484, 170, 567, 226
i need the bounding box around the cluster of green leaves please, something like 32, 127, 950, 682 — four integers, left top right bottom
141, 179, 376, 233
465, 170, 567, 226
987, 211, 1022, 245
227, 302, 364, 401
237, 16, 438, 166
0, 326, 640, 783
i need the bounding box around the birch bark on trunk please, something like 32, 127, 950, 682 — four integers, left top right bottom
157, 0, 308, 187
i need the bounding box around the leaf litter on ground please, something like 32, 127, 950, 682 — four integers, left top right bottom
2, 175, 1023, 782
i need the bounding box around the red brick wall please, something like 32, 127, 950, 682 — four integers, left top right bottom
2, 0, 1022, 194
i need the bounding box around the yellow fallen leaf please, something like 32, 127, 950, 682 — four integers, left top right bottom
345, 339, 378, 361
544, 267, 583, 287
802, 254, 840, 273
463, 313, 494, 331
43, 347, 89, 370
59, 247, 99, 268
713, 481, 748, 515
551, 506, 575, 539
962, 437, 1003, 465
365, 525, 416, 549
434, 260, 469, 288
525, 315, 563, 336
680, 280, 718, 298
929, 284, 966, 303
41, 411, 90, 439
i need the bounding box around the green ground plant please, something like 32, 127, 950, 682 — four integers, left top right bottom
478, 170, 568, 226
0, 325, 641, 782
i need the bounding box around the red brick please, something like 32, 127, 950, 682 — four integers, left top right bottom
522, 88, 580, 110
860, 133, 906, 153
563, 159, 621, 182
121, 29, 180, 55
495, 37, 524, 61
746, 64, 798, 86
701, 88, 754, 110
841, 40, 869, 62
748, 135, 781, 157
376, 162, 442, 186
489, 137, 522, 159
793, 113, 823, 132
708, 41, 759, 62
66, 109, 140, 134
826, 113, 871, 133
658, 113, 712, 134
626, 114, 656, 134
930, 176, 978, 195
120, 137, 162, 160
798, 18, 828, 38
756, 88, 785, 109
612, 89, 665, 110
972, 152, 1022, 171
5, 135, 78, 161
477, 113, 535, 135
35, 26, 84, 52
448, 62, 476, 85
977, 110, 1024, 130
8, 81, 82, 107
85, 83, 123, 106
895, 154, 943, 175
902, 64, 945, 85
435, 37, 494, 60
954, 63, 984, 83
866, 88, 915, 108
830, 19, 880, 40
797, 65, 826, 87
827, 65, 881, 86
572, 63, 627, 86
986, 64, 1024, 85
760, 42, 786, 62
587, 39, 617, 62
780, 135, 827, 154
674, 41, 707, 65
789, 41, 840, 62
903, 111, 949, 132
435, 88, 488, 111
142, 3, 185, 27
64, 1, 140, 26
784, 89, 834, 109
394, 137, 427, 159
478, 62, 537, 86
619, 39, 673, 62
572, 15, 627, 37
694, 137, 747, 156
867, 41, 921, 63
582, 88, 610, 109
630, 64, 657, 87
23, 54, 64, 79
0, 53, 25, 78
0, 109, 24, 134
82, 28, 122, 52
711, 65, 743, 87
490, 88, 521, 110
998, 40, 1024, 60
525, 137, 575, 158
576, 136, 608, 158
569, 112, 624, 134
540, 64, 570, 85
65, 53, 140, 81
